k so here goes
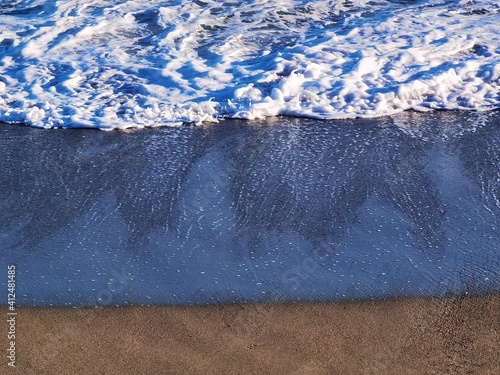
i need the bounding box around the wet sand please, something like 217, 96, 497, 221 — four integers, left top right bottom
9, 294, 500, 374
2, 113, 500, 306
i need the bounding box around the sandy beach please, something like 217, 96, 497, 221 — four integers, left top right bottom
2, 0, 500, 372
7, 294, 499, 374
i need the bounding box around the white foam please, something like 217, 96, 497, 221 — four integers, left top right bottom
0, 0, 499, 129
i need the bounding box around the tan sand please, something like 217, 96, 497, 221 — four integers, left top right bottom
7, 294, 500, 374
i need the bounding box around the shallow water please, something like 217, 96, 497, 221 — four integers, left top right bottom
1, 0, 500, 128
0, 111, 499, 306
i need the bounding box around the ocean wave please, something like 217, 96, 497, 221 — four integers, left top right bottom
0, 0, 499, 129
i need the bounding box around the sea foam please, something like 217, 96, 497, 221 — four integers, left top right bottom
0, 0, 499, 129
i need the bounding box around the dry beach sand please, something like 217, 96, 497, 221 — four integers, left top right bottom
8, 294, 500, 375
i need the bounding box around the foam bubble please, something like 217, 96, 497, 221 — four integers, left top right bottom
0, 0, 499, 129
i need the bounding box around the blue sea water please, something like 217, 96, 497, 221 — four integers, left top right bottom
0, 112, 499, 306
0, 1, 499, 307
1, 0, 500, 129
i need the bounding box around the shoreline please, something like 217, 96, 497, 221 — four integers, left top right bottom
1, 113, 499, 373
2, 112, 500, 306
8, 294, 500, 374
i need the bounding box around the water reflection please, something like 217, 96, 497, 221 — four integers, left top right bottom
0, 112, 499, 306
0, 126, 213, 250
229, 117, 445, 250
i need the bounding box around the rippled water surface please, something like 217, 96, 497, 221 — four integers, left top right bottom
1, 111, 499, 306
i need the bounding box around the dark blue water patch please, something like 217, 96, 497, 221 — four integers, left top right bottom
133, 9, 165, 36
0, 38, 14, 54
0, 4, 44, 16
0, 112, 499, 307
0, 0, 59, 18
471, 44, 492, 58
